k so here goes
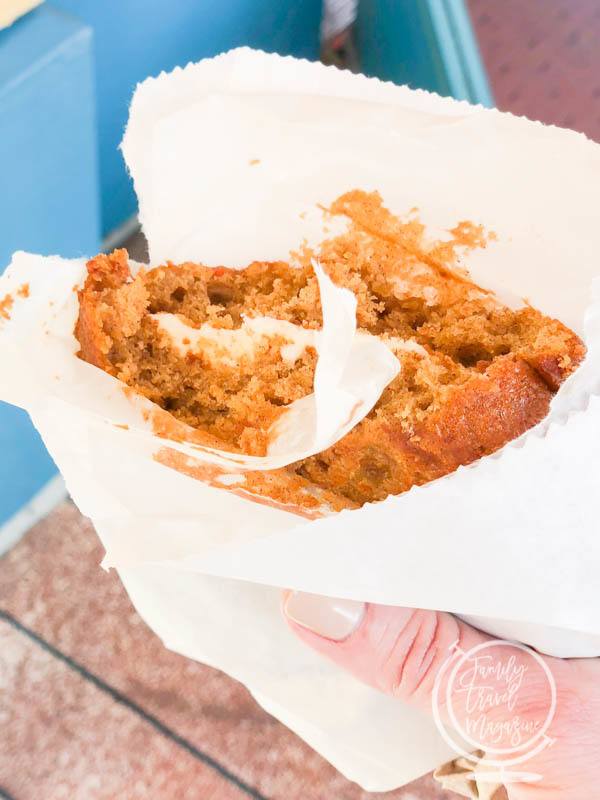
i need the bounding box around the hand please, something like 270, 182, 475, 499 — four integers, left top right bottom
283, 593, 600, 799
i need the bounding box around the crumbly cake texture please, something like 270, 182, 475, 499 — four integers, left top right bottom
75, 190, 585, 509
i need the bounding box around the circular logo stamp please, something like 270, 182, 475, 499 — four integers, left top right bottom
432, 638, 557, 784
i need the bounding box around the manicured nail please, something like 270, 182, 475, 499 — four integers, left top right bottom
284, 591, 365, 641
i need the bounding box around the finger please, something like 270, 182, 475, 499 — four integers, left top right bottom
282, 591, 492, 715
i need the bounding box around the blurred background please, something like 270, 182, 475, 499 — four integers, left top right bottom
1, 1, 599, 798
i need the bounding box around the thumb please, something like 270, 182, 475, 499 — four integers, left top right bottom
282, 591, 492, 714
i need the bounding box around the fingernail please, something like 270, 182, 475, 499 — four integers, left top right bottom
284, 591, 365, 641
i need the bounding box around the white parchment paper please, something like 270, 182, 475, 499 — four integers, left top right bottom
2, 49, 600, 790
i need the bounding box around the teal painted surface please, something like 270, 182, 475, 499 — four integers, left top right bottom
0, 5, 100, 528
357, 0, 493, 105
0, 404, 58, 526
0, 5, 100, 265
50, 0, 323, 235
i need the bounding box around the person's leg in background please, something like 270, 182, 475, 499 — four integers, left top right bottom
321, 0, 359, 70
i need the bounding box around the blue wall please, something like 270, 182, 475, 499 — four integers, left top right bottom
0, 6, 100, 265
50, 0, 323, 236
0, 5, 101, 532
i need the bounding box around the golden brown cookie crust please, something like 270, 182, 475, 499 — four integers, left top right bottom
75, 191, 585, 508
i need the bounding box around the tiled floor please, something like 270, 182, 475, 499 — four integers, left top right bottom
468, 0, 600, 143
0, 503, 451, 800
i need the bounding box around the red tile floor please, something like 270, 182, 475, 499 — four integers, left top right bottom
0, 503, 452, 800
3, 2, 600, 797
468, 0, 600, 143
